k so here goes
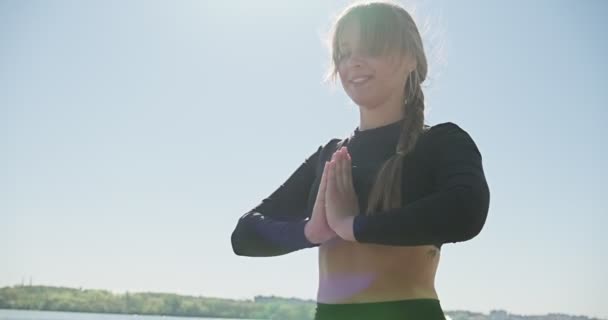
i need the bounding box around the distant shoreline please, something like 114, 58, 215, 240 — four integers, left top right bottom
0, 308, 258, 320
1, 285, 604, 320
0, 285, 311, 320
0, 308, 252, 319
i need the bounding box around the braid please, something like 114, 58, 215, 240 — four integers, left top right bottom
397, 70, 425, 156
366, 69, 426, 214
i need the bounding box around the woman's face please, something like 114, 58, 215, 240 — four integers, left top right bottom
336, 21, 415, 110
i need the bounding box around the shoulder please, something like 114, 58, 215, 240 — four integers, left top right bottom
424, 121, 468, 137
420, 122, 482, 157
319, 137, 344, 159
306, 138, 341, 155
304, 138, 343, 166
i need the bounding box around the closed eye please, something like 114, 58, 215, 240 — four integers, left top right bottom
337, 51, 350, 61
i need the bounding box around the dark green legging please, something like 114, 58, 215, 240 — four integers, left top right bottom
314, 298, 446, 320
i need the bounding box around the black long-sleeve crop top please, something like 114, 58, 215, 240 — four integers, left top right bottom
231, 121, 490, 257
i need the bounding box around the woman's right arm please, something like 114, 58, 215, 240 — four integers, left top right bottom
230, 145, 323, 257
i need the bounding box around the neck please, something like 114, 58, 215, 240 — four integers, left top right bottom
358, 90, 405, 131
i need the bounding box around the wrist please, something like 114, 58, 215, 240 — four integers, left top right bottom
335, 216, 356, 242
304, 219, 325, 244
304, 220, 316, 244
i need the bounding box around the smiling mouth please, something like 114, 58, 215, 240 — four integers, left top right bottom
350, 76, 373, 86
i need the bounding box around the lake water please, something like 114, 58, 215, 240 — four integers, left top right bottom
0, 310, 254, 320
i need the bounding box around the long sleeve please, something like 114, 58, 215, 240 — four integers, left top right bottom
352, 122, 490, 246
231, 145, 323, 257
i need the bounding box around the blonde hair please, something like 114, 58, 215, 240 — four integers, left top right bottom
326, 1, 429, 214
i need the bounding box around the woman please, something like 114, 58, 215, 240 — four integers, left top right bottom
231, 1, 490, 319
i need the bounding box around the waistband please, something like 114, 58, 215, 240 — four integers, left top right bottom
315, 298, 445, 320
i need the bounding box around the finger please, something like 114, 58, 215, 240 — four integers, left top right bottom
335, 148, 345, 194
340, 148, 350, 191
331, 148, 339, 161
344, 150, 353, 189
326, 160, 338, 197
317, 161, 329, 200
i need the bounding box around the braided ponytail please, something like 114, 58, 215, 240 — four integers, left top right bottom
365, 69, 426, 214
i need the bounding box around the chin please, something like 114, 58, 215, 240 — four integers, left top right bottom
346, 87, 382, 107
350, 95, 381, 109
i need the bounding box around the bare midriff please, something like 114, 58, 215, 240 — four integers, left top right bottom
317, 237, 440, 304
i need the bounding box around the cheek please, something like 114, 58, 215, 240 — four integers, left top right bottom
378, 65, 406, 91
338, 71, 357, 95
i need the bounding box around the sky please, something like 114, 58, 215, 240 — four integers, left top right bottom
1, 0, 607, 318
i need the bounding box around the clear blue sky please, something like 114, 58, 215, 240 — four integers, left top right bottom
1, 0, 606, 318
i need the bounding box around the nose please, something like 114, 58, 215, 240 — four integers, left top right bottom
345, 54, 363, 68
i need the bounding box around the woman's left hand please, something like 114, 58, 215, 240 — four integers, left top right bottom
326, 146, 359, 242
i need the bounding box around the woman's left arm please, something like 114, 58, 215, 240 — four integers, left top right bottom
352, 122, 490, 246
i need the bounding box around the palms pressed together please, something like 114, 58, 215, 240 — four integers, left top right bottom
305, 146, 359, 244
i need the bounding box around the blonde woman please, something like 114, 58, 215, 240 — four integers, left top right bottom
231, 1, 489, 319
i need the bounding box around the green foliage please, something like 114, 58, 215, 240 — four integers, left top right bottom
3, 286, 599, 320
0, 285, 316, 320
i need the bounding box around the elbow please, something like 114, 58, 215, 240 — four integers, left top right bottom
231, 217, 277, 257
460, 211, 486, 242
230, 211, 309, 257
452, 180, 490, 242
231, 227, 246, 256
231, 221, 256, 257
230, 213, 254, 256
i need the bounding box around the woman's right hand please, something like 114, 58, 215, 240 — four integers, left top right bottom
304, 161, 337, 244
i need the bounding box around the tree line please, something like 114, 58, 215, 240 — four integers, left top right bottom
0, 285, 315, 320
1, 285, 603, 320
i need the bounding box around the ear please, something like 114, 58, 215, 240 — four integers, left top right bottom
394, 53, 417, 79
404, 54, 417, 74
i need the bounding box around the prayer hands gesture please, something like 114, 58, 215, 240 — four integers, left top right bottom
305, 146, 359, 244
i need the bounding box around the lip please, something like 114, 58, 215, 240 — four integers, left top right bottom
349, 75, 373, 86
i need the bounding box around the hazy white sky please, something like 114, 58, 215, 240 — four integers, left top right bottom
1, 0, 607, 319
